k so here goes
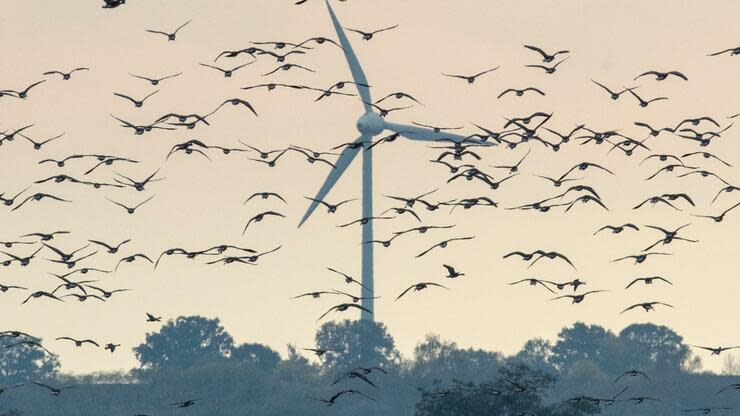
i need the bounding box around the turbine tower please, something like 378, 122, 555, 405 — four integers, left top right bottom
298, 1, 490, 321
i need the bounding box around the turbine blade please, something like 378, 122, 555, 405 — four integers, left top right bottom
325, 0, 373, 112
298, 135, 368, 227
385, 121, 490, 144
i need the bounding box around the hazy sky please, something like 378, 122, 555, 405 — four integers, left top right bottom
1, 0, 739, 375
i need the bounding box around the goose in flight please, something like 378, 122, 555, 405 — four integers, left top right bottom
327, 267, 370, 291
498, 87, 545, 99
415, 237, 474, 258
115, 253, 154, 271
310, 389, 374, 406
170, 400, 199, 408
528, 251, 576, 269
620, 301, 675, 314
594, 224, 639, 235
612, 252, 671, 265
104, 343, 120, 353
317, 303, 371, 321
332, 290, 379, 304
526, 57, 569, 74
301, 347, 333, 357
681, 409, 733, 414
290, 291, 339, 300
693, 202, 740, 223
523, 44, 569, 62
345, 25, 398, 40
708, 46, 740, 56
614, 370, 650, 383
55, 337, 99, 348
591, 80, 638, 100
635, 70, 688, 81
11, 193, 70, 212
88, 239, 130, 254
113, 90, 158, 108
128, 72, 182, 86
145, 20, 191, 41
304, 197, 356, 214
690, 345, 740, 355
442, 67, 499, 84
200, 62, 252, 78
395, 282, 449, 300
32, 382, 76, 397
0, 283, 26, 293
625, 276, 673, 289
508, 278, 556, 293
331, 370, 377, 388
242, 211, 285, 235
625, 88, 668, 108
715, 383, 740, 396
442, 264, 464, 279
5, 340, 55, 356
550, 290, 606, 304
22, 291, 63, 305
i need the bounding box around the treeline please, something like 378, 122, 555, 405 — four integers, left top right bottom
0, 317, 738, 416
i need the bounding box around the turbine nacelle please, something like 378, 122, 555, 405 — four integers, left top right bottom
356, 112, 385, 136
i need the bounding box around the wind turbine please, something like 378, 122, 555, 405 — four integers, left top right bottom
299, 1, 491, 321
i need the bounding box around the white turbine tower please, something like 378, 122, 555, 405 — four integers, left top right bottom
299, 1, 491, 321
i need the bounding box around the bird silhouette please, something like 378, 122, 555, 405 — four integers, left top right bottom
442, 67, 499, 84
145, 20, 192, 41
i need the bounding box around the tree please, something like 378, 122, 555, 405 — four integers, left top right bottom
410, 335, 503, 385
415, 363, 599, 416
550, 323, 615, 372
231, 343, 281, 370
722, 354, 740, 376
617, 323, 693, 371
0, 336, 59, 385
314, 319, 398, 370
133, 315, 234, 374
513, 338, 556, 373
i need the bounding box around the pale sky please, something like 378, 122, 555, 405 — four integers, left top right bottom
1, 0, 739, 375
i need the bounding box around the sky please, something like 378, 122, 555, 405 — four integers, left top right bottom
1, 0, 739, 375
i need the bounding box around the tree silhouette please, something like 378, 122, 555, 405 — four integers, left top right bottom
415, 363, 599, 416
410, 335, 503, 385
133, 315, 234, 373
514, 337, 556, 373
315, 319, 398, 370
231, 343, 281, 370
0, 336, 59, 385
618, 323, 695, 371
550, 322, 615, 372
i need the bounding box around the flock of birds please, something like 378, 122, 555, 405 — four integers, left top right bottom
1, 0, 740, 412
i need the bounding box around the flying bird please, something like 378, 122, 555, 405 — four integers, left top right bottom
128, 72, 182, 86
145, 20, 192, 41
635, 70, 688, 81
591, 81, 638, 100
625, 276, 673, 289
113, 90, 159, 108
620, 301, 676, 314
523, 44, 569, 62
345, 25, 399, 40
317, 303, 372, 321
415, 237, 474, 258
242, 211, 286, 234
43, 68, 89, 80
442, 67, 499, 84
498, 87, 545, 98
395, 282, 449, 300
526, 58, 569, 74
200, 62, 252, 77
614, 370, 650, 383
